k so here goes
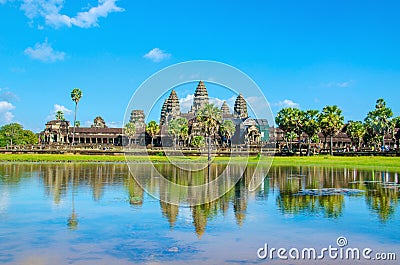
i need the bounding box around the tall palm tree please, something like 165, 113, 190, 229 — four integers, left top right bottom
146, 120, 160, 147
197, 104, 222, 163
364, 99, 394, 150
70, 88, 83, 146
318, 105, 344, 155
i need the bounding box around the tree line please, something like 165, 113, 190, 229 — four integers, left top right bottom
275, 98, 399, 155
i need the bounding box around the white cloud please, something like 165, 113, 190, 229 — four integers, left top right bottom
272, 99, 300, 109
24, 40, 65, 62
144, 48, 171, 62
179, 94, 236, 113
7, 0, 124, 28
319, 80, 353, 88
47, 104, 72, 120
179, 94, 194, 113
0, 88, 18, 101
107, 121, 122, 128
84, 120, 92, 127
0, 100, 16, 124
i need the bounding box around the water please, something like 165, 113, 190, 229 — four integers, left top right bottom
0, 163, 399, 264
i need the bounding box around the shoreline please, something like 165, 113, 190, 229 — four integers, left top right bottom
0, 154, 400, 171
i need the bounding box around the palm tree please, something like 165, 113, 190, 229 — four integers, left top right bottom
197, 104, 222, 163
70, 88, 83, 146
168, 117, 188, 149
318, 105, 344, 155
303, 110, 320, 156
364, 99, 394, 151
146, 120, 160, 147
219, 120, 236, 147
124, 122, 136, 147
55, 110, 65, 121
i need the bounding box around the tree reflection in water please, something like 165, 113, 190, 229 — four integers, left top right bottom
0, 163, 398, 236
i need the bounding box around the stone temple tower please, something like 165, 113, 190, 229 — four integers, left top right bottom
190, 81, 209, 114
221, 101, 230, 115
160, 89, 180, 125
234, 93, 248, 119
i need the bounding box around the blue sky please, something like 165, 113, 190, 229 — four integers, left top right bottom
1, 0, 399, 132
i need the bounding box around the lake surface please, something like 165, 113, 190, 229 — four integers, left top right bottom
0, 163, 399, 264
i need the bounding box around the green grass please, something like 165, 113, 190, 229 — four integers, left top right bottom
0, 153, 399, 171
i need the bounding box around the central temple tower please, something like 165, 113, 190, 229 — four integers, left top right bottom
189, 81, 209, 114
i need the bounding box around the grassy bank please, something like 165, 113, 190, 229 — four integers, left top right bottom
0, 153, 399, 170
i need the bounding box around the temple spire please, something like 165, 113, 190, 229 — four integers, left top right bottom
221, 101, 230, 115
190, 81, 209, 114
234, 93, 248, 119
160, 90, 180, 125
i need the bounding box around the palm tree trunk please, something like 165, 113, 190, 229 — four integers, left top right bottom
208, 135, 211, 164
71, 103, 78, 147
307, 138, 311, 156
330, 135, 333, 156
382, 132, 386, 152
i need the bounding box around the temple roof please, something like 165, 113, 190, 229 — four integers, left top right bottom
234, 93, 248, 119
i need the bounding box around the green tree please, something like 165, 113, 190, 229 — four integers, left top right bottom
71, 88, 83, 146
191, 135, 205, 149
303, 110, 320, 156
318, 105, 344, 155
74, 120, 80, 127
124, 122, 136, 146
346, 120, 366, 149
275, 108, 304, 152
392, 116, 400, 128
55, 110, 65, 121
219, 120, 236, 146
275, 108, 292, 150
197, 104, 222, 163
146, 120, 160, 147
179, 124, 189, 147
168, 117, 188, 149
364, 99, 393, 150
0, 123, 38, 147
22, 130, 39, 145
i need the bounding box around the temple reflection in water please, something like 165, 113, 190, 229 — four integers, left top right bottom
0, 163, 398, 237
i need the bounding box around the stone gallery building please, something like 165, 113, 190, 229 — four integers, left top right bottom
41, 81, 270, 147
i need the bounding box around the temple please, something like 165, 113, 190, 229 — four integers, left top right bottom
158, 81, 270, 146
41, 81, 270, 147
